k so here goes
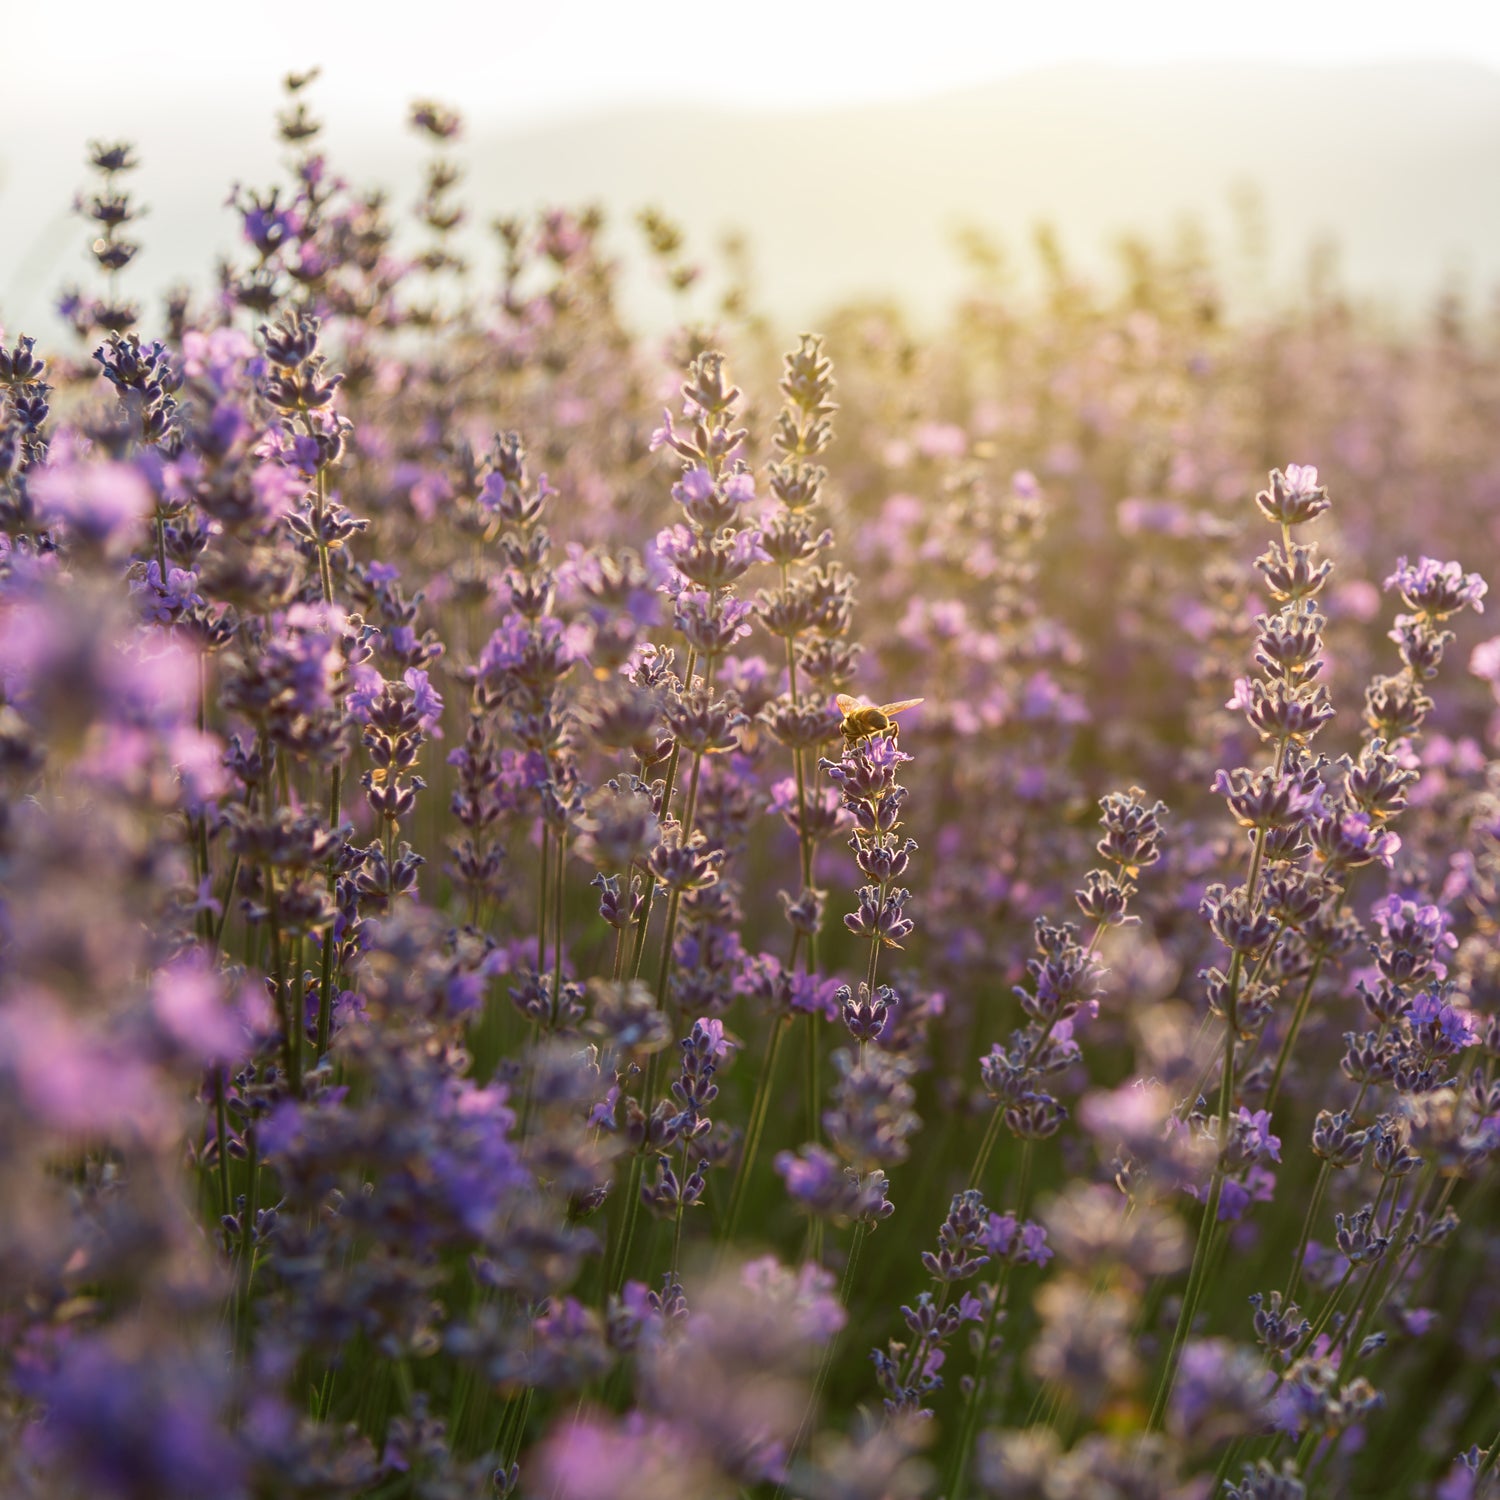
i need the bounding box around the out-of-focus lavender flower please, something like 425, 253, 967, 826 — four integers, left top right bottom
1081, 1076, 1215, 1193
572, 1255, 842, 1489
1168, 1337, 1273, 1448
150, 947, 253, 1062
0, 995, 171, 1141
530, 1411, 719, 1500
775, 1143, 895, 1227
1027, 1278, 1139, 1418
1, 587, 198, 753
1224, 1458, 1309, 1499
1042, 1182, 1188, 1283
28, 459, 152, 551
20, 1332, 244, 1500
1436, 1449, 1500, 1500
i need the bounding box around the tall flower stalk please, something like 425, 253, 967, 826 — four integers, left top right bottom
1148, 466, 1341, 1431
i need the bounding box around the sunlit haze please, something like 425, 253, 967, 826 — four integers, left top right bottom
6, 1, 1500, 334
9, 0, 1500, 123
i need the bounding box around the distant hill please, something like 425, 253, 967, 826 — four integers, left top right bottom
4, 60, 1500, 338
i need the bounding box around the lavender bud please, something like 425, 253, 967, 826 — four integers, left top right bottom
1255, 464, 1331, 528
1310, 1109, 1370, 1167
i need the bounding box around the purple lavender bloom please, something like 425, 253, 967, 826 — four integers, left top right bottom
655, 522, 768, 588
843, 884, 915, 948
775, 1144, 894, 1226
740, 1255, 846, 1342
1471, 634, 1500, 686
402, 666, 444, 732
670, 465, 755, 530
687, 1015, 733, 1060
1384, 556, 1487, 618
478, 613, 580, 681
1235, 1107, 1283, 1165
345, 659, 384, 722
20, 1334, 245, 1500
432, 1084, 529, 1230
776, 1143, 845, 1204
134, 561, 203, 627
1213, 765, 1317, 831
1436, 1449, 1488, 1500
151, 948, 250, 1062
248, 458, 307, 523
673, 589, 755, 656
521, 1298, 611, 1388
787, 971, 845, 1021
533, 1412, 711, 1500
1408, 990, 1479, 1053
1310, 806, 1402, 870
984, 1211, 1054, 1267
265, 602, 346, 718
1218, 1166, 1278, 1223
1255, 463, 1331, 527
1169, 1338, 1274, 1447
27, 459, 152, 551
0, 995, 174, 1142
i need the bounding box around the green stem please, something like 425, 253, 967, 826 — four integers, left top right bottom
553, 825, 567, 1005
654, 889, 682, 1012
1211, 1436, 1248, 1495
611, 900, 627, 983
1284, 1160, 1331, 1307
964, 919, 1110, 1193
1294, 1424, 1324, 1474
805, 1006, 822, 1150
721, 1014, 789, 1245
211, 854, 240, 960
949, 1139, 1037, 1494
316, 763, 342, 1058
154, 510, 169, 583
263, 863, 300, 1096
785, 626, 815, 894
1264, 889, 1349, 1114
537, 823, 551, 975
1293, 1263, 1356, 1363
1148, 975, 1237, 1433
630, 661, 693, 983
503, 1387, 534, 1469
669, 1136, 690, 1278
213, 1070, 232, 1222
610, 1153, 646, 1296
236, 1127, 260, 1352
968, 1105, 1005, 1192
949, 1264, 1014, 1500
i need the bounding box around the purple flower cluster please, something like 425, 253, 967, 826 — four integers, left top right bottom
5, 75, 1500, 1500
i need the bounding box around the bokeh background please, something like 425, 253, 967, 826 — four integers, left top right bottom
7, 1, 1500, 335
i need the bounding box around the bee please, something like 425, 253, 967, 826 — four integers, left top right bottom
836, 693, 925, 746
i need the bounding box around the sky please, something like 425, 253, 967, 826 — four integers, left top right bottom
8, 0, 1500, 128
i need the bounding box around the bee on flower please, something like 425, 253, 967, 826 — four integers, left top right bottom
835, 694, 924, 747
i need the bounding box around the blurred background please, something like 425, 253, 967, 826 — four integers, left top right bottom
5, 0, 1500, 333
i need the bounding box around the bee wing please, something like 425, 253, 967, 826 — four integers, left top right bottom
879, 698, 925, 716
835, 694, 867, 713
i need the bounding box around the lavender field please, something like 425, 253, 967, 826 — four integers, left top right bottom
5, 76, 1500, 1500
